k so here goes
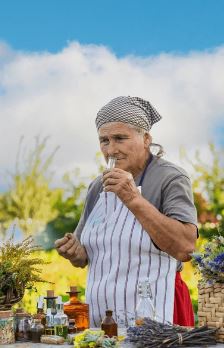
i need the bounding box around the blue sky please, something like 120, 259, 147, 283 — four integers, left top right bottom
0, 0, 224, 193
0, 0, 224, 56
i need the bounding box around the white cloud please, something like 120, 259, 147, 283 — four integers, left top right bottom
0, 41, 224, 190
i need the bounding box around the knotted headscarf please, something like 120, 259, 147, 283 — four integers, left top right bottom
95, 96, 162, 132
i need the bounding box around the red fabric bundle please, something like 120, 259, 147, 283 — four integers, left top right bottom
173, 272, 194, 326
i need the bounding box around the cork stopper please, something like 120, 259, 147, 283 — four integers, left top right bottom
0, 310, 13, 318
15, 308, 24, 314
47, 290, 54, 297
15, 308, 30, 317
70, 286, 78, 293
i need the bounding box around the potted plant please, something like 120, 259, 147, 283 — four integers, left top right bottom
0, 234, 49, 310
192, 235, 224, 342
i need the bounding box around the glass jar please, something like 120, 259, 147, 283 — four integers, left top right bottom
15, 308, 31, 341
0, 310, 15, 344
30, 319, 44, 343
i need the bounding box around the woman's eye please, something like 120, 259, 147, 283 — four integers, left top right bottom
100, 139, 109, 144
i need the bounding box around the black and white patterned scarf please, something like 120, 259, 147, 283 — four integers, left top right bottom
95, 96, 162, 131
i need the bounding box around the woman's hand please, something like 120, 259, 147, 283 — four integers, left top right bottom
102, 168, 141, 206
55, 233, 88, 268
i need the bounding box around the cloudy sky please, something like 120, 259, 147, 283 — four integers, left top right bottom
0, 0, 224, 191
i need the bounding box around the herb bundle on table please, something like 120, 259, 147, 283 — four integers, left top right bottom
126, 318, 217, 347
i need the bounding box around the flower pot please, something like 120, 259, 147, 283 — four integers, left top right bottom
198, 282, 224, 342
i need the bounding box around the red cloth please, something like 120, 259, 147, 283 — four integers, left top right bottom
173, 272, 195, 326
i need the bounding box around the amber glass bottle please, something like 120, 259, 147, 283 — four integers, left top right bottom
64, 286, 89, 331
101, 310, 118, 337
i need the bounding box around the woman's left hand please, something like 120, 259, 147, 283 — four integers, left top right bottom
102, 168, 141, 206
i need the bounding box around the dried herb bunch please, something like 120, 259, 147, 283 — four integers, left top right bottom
0, 235, 49, 308
126, 318, 217, 347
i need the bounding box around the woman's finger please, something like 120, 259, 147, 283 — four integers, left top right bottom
54, 236, 69, 248
103, 177, 119, 187
57, 237, 75, 254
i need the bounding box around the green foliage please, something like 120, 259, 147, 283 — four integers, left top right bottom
0, 137, 87, 244
0, 235, 49, 297
41, 170, 86, 248
181, 143, 224, 239
0, 136, 62, 235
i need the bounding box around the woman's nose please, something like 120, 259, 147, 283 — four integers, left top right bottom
107, 141, 118, 157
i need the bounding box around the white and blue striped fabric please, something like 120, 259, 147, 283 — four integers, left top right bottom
81, 190, 177, 327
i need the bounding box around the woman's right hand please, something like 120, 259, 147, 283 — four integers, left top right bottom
55, 233, 88, 268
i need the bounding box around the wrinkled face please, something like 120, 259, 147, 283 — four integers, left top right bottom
98, 122, 151, 176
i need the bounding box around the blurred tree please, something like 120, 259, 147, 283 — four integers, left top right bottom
180, 143, 224, 239
41, 169, 86, 249
0, 136, 86, 241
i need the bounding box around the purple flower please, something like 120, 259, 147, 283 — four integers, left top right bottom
193, 254, 202, 264
214, 253, 224, 264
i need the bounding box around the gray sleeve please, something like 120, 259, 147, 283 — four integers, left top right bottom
161, 174, 198, 226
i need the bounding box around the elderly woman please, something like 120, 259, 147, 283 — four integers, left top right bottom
55, 96, 197, 327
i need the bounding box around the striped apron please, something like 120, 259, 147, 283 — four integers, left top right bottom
80, 189, 177, 327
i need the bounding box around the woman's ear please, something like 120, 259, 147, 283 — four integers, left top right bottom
143, 132, 152, 148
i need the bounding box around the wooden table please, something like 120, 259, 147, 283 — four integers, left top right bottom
2, 342, 224, 347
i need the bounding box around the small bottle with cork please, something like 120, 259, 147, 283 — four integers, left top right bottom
33, 296, 46, 326
101, 310, 118, 337
44, 290, 57, 335
54, 297, 69, 338
30, 318, 44, 343
64, 286, 89, 331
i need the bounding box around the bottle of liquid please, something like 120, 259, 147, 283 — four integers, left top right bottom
135, 280, 156, 326
44, 290, 57, 335
101, 310, 118, 337
64, 286, 89, 331
30, 319, 44, 343
33, 296, 46, 326
54, 299, 69, 339
68, 319, 77, 334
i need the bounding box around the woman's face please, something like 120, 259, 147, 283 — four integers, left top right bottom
98, 122, 151, 176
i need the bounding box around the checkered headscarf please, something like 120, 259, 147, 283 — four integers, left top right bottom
95, 96, 162, 131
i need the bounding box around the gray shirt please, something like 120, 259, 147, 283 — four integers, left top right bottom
75, 155, 198, 269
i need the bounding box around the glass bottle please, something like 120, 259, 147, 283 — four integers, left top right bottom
54, 299, 69, 338
101, 310, 118, 337
64, 286, 89, 331
135, 280, 156, 326
15, 308, 31, 342
30, 319, 44, 343
44, 290, 57, 335
68, 318, 77, 334
33, 296, 46, 326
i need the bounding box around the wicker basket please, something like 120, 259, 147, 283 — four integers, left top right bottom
0, 286, 25, 310
198, 282, 224, 342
